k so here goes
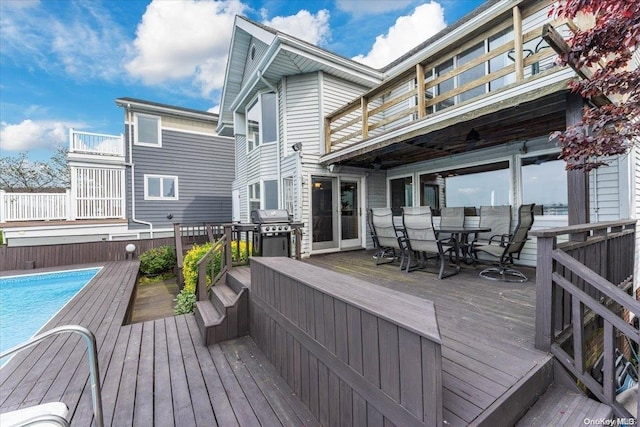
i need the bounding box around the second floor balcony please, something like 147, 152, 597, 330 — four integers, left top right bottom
68, 129, 125, 163
321, 0, 577, 169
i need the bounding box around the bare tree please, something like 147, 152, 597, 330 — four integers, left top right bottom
0, 146, 70, 192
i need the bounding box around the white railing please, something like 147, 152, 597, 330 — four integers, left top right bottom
0, 190, 70, 222
70, 129, 124, 156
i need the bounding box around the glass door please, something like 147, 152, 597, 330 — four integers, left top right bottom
311, 177, 338, 250
340, 179, 361, 248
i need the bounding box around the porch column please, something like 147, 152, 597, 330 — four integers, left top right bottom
566, 92, 589, 229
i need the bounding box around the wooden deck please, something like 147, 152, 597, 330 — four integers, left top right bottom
303, 250, 552, 426
0, 261, 318, 426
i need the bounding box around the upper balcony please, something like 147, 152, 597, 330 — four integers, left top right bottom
321, 0, 577, 169
67, 129, 125, 164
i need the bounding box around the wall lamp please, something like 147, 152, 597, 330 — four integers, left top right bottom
291, 142, 302, 152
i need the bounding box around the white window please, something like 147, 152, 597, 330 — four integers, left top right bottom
246, 93, 277, 152
248, 182, 260, 213
283, 177, 294, 215
134, 113, 162, 147
144, 175, 178, 200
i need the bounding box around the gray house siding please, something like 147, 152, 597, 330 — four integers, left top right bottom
126, 126, 234, 229
242, 37, 270, 87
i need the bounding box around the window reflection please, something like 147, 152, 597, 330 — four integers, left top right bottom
522, 154, 567, 215
390, 176, 413, 216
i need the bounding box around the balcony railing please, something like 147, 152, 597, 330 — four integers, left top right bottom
70, 129, 124, 157
324, 0, 567, 153
0, 190, 70, 222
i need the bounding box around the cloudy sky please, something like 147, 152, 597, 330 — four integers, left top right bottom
0, 0, 484, 161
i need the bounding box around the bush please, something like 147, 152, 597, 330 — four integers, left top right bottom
177, 240, 252, 314
174, 289, 197, 315
139, 246, 176, 275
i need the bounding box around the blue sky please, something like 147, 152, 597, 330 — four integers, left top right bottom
0, 0, 484, 162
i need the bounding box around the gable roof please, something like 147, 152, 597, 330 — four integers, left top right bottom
216, 16, 384, 135
115, 97, 218, 122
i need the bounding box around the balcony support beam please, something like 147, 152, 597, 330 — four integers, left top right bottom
513, 6, 524, 82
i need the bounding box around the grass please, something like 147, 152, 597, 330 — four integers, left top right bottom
138, 272, 176, 286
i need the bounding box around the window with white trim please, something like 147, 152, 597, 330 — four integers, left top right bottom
134, 113, 162, 147
389, 176, 413, 216
248, 182, 260, 213
144, 175, 178, 200
246, 93, 277, 152
283, 177, 294, 215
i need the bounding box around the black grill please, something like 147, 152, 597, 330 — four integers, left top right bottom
251, 210, 293, 257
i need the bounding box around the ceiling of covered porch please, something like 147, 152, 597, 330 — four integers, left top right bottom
321, 89, 569, 171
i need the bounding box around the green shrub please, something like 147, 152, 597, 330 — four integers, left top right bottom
139, 246, 176, 275
174, 289, 197, 315
177, 240, 252, 314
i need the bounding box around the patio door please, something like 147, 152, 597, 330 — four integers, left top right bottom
311, 176, 362, 251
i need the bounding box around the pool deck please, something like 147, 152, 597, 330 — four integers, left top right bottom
0, 261, 319, 426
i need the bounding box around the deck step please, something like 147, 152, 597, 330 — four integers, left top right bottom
227, 266, 251, 293
516, 383, 613, 426
194, 269, 251, 346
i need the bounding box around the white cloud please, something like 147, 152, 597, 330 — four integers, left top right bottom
336, 0, 415, 16
208, 105, 221, 114
352, 1, 447, 68
262, 9, 331, 46
0, 120, 71, 152
0, 1, 129, 81
125, 0, 246, 97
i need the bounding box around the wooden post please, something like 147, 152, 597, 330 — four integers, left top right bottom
513, 6, 524, 81
361, 97, 369, 140
416, 64, 426, 119
566, 92, 589, 230
324, 117, 332, 154
225, 224, 233, 271
535, 235, 555, 351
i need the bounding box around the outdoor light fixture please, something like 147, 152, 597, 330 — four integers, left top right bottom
327, 164, 338, 173
373, 156, 382, 171
125, 243, 136, 260
291, 142, 302, 152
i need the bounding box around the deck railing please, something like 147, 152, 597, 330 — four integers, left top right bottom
0, 190, 70, 222
70, 129, 124, 156
324, 0, 566, 153
532, 220, 637, 417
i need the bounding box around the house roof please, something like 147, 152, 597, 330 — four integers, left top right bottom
216, 16, 384, 135
115, 97, 219, 122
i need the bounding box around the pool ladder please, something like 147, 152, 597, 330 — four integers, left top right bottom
0, 325, 104, 427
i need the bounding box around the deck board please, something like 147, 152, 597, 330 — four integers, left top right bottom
303, 249, 551, 426
0, 261, 318, 426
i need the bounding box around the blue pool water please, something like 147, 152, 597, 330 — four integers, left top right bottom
0, 267, 101, 359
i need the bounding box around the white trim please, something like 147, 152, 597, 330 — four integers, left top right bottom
134, 113, 162, 147
161, 125, 233, 139
143, 174, 179, 200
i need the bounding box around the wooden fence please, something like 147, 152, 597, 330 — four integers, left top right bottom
0, 237, 174, 272
249, 257, 443, 426
532, 220, 637, 418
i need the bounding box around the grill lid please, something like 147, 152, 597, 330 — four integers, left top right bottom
251, 209, 291, 224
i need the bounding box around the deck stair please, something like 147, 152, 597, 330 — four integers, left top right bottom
194, 267, 250, 345
516, 382, 613, 426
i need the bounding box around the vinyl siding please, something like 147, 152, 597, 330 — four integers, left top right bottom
242, 37, 270, 87
322, 74, 370, 152
127, 125, 234, 229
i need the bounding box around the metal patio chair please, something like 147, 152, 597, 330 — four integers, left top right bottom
368, 208, 406, 268
402, 206, 459, 279
473, 203, 535, 282
473, 205, 512, 247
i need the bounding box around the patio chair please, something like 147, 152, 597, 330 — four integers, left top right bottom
402, 206, 459, 279
436, 206, 465, 261
473, 203, 535, 282
474, 205, 512, 246
368, 208, 405, 268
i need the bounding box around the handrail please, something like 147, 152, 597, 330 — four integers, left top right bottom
196, 235, 228, 301
0, 325, 104, 427
533, 220, 636, 418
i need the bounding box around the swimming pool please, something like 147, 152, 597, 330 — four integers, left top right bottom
0, 267, 101, 359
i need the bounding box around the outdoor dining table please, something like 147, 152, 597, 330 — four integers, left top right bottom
435, 226, 492, 265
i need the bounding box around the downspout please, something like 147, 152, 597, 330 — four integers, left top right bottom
592, 168, 599, 222
126, 104, 154, 237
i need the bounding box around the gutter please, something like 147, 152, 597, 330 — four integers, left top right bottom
125, 103, 154, 238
